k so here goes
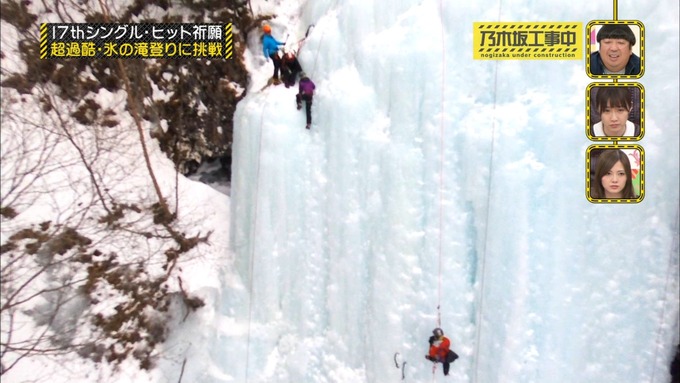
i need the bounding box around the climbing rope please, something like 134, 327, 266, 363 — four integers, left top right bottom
288, 24, 315, 55
471, 0, 502, 381
470, 61, 498, 383
308, 0, 340, 79
243, 91, 270, 383
429, 1, 447, 381
243, 3, 338, 381
436, 0, 446, 331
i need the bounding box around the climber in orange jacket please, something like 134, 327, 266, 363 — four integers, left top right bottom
425, 328, 458, 376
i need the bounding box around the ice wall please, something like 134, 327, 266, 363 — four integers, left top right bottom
219, 0, 679, 382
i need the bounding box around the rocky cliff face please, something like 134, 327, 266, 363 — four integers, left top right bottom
1, 0, 263, 179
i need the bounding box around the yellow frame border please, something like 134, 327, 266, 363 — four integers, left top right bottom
586, 144, 645, 203
585, 82, 645, 141
39, 23, 233, 60
472, 22, 583, 60
585, 20, 645, 79
225, 23, 233, 59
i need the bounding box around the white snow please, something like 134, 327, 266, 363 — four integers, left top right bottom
1, 0, 678, 382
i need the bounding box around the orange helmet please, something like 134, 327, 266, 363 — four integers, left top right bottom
263, 24, 272, 34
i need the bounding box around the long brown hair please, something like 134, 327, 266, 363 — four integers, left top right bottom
591, 149, 636, 199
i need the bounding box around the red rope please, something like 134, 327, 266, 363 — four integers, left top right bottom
436, 0, 446, 331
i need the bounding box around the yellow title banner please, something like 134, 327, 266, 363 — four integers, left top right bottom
473, 22, 583, 60
40, 23, 233, 59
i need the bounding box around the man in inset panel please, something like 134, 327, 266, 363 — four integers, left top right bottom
590, 24, 641, 75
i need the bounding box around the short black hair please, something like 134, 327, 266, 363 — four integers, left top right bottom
596, 24, 636, 46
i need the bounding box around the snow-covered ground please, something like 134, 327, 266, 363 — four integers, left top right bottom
1, 0, 678, 382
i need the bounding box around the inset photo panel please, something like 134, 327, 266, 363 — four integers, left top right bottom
586, 145, 644, 203
586, 83, 644, 141
586, 20, 644, 79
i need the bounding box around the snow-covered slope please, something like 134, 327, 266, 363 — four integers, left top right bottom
2, 0, 676, 382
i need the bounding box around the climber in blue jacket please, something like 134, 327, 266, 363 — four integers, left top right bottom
262, 24, 285, 84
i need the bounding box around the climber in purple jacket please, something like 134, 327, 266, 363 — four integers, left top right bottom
296, 73, 316, 129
